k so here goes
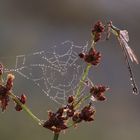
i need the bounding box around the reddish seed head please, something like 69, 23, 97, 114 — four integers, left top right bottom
0, 85, 7, 95
67, 109, 75, 117
92, 21, 105, 33
84, 48, 101, 66
20, 94, 27, 104
67, 104, 74, 110
56, 107, 64, 116
79, 53, 85, 59
0, 94, 10, 112
97, 95, 106, 101
43, 108, 68, 133
79, 103, 95, 122
90, 85, 108, 101
7, 74, 15, 81
0, 85, 10, 112
72, 112, 82, 123
92, 21, 105, 42
68, 96, 74, 103
6, 74, 15, 91
15, 105, 22, 111
15, 94, 27, 112
0, 73, 15, 112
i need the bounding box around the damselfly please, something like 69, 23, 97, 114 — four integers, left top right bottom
107, 21, 139, 94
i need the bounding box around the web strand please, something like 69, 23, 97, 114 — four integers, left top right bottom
2, 41, 89, 104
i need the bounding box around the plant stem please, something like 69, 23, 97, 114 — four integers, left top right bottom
75, 64, 91, 99
74, 37, 95, 101
9, 92, 43, 125
74, 93, 91, 109
53, 133, 59, 140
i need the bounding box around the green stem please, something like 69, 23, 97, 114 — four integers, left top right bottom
53, 133, 59, 140
9, 92, 43, 125
74, 37, 95, 101
75, 64, 91, 99
74, 93, 92, 109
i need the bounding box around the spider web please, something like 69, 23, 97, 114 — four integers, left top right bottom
2, 41, 89, 104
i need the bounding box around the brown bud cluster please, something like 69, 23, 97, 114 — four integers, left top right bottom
72, 103, 95, 123
0, 85, 10, 112
43, 95, 96, 133
0, 73, 15, 112
79, 48, 101, 66
0, 64, 27, 112
6, 74, 15, 91
43, 96, 75, 133
68, 96, 74, 103
43, 108, 68, 133
15, 94, 27, 111
92, 21, 105, 42
90, 85, 108, 101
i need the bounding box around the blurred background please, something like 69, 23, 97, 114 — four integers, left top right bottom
0, 0, 140, 140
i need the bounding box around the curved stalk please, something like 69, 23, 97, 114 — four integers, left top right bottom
9, 92, 43, 125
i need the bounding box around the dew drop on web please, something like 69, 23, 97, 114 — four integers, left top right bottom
132, 86, 139, 95
1, 41, 89, 105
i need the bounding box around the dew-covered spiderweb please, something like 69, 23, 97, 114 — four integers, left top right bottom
2, 41, 89, 104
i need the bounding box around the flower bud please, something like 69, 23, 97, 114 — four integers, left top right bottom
6, 74, 15, 91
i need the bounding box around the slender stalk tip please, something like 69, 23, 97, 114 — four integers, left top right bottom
53, 133, 60, 140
